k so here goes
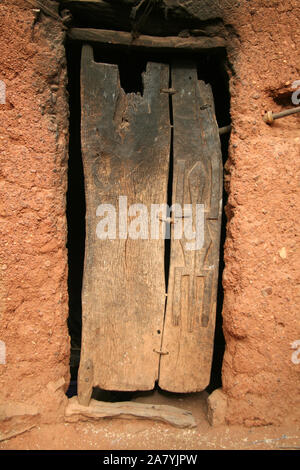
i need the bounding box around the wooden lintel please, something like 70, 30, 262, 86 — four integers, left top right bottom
67, 28, 226, 52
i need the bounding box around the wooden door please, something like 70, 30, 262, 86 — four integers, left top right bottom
78, 45, 170, 404
77, 46, 222, 406
158, 62, 223, 392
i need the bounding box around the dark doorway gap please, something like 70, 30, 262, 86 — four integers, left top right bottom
164, 63, 174, 292
66, 43, 85, 365
65, 41, 230, 399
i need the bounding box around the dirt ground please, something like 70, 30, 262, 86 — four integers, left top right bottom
0, 391, 300, 450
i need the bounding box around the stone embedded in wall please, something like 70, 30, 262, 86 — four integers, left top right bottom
207, 388, 228, 426
46, 376, 66, 393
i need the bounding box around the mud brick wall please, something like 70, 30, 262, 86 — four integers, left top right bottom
219, 0, 300, 425
0, 0, 69, 438
0, 0, 299, 437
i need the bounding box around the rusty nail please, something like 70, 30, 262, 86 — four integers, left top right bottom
263, 106, 300, 124
161, 88, 177, 95
153, 349, 169, 355
219, 124, 231, 135
158, 216, 173, 224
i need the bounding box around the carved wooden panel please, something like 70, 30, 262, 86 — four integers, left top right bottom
158, 62, 223, 392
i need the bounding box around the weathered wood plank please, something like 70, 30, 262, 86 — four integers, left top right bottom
78, 45, 170, 404
68, 28, 226, 52
66, 396, 197, 428
61, 1, 224, 36
25, 0, 61, 20
158, 62, 223, 393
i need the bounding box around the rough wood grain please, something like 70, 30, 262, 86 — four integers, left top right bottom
61, 0, 139, 31
66, 396, 197, 428
68, 28, 226, 52
61, 1, 224, 36
158, 62, 223, 393
78, 45, 170, 403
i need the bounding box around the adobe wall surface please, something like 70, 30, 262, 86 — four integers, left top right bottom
0, 0, 299, 440
218, 0, 300, 426
0, 0, 70, 439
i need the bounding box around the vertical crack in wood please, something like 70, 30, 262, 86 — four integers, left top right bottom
157, 62, 173, 380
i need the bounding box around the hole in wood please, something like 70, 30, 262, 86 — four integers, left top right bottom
92, 47, 147, 95
118, 58, 147, 95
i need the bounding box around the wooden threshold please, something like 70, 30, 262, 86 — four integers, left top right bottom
65, 396, 197, 429
67, 28, 226, 52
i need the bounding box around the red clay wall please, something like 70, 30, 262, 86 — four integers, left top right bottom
0, 0, 70, 438
219, 0, 300, 426
0, 0, 299, 439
